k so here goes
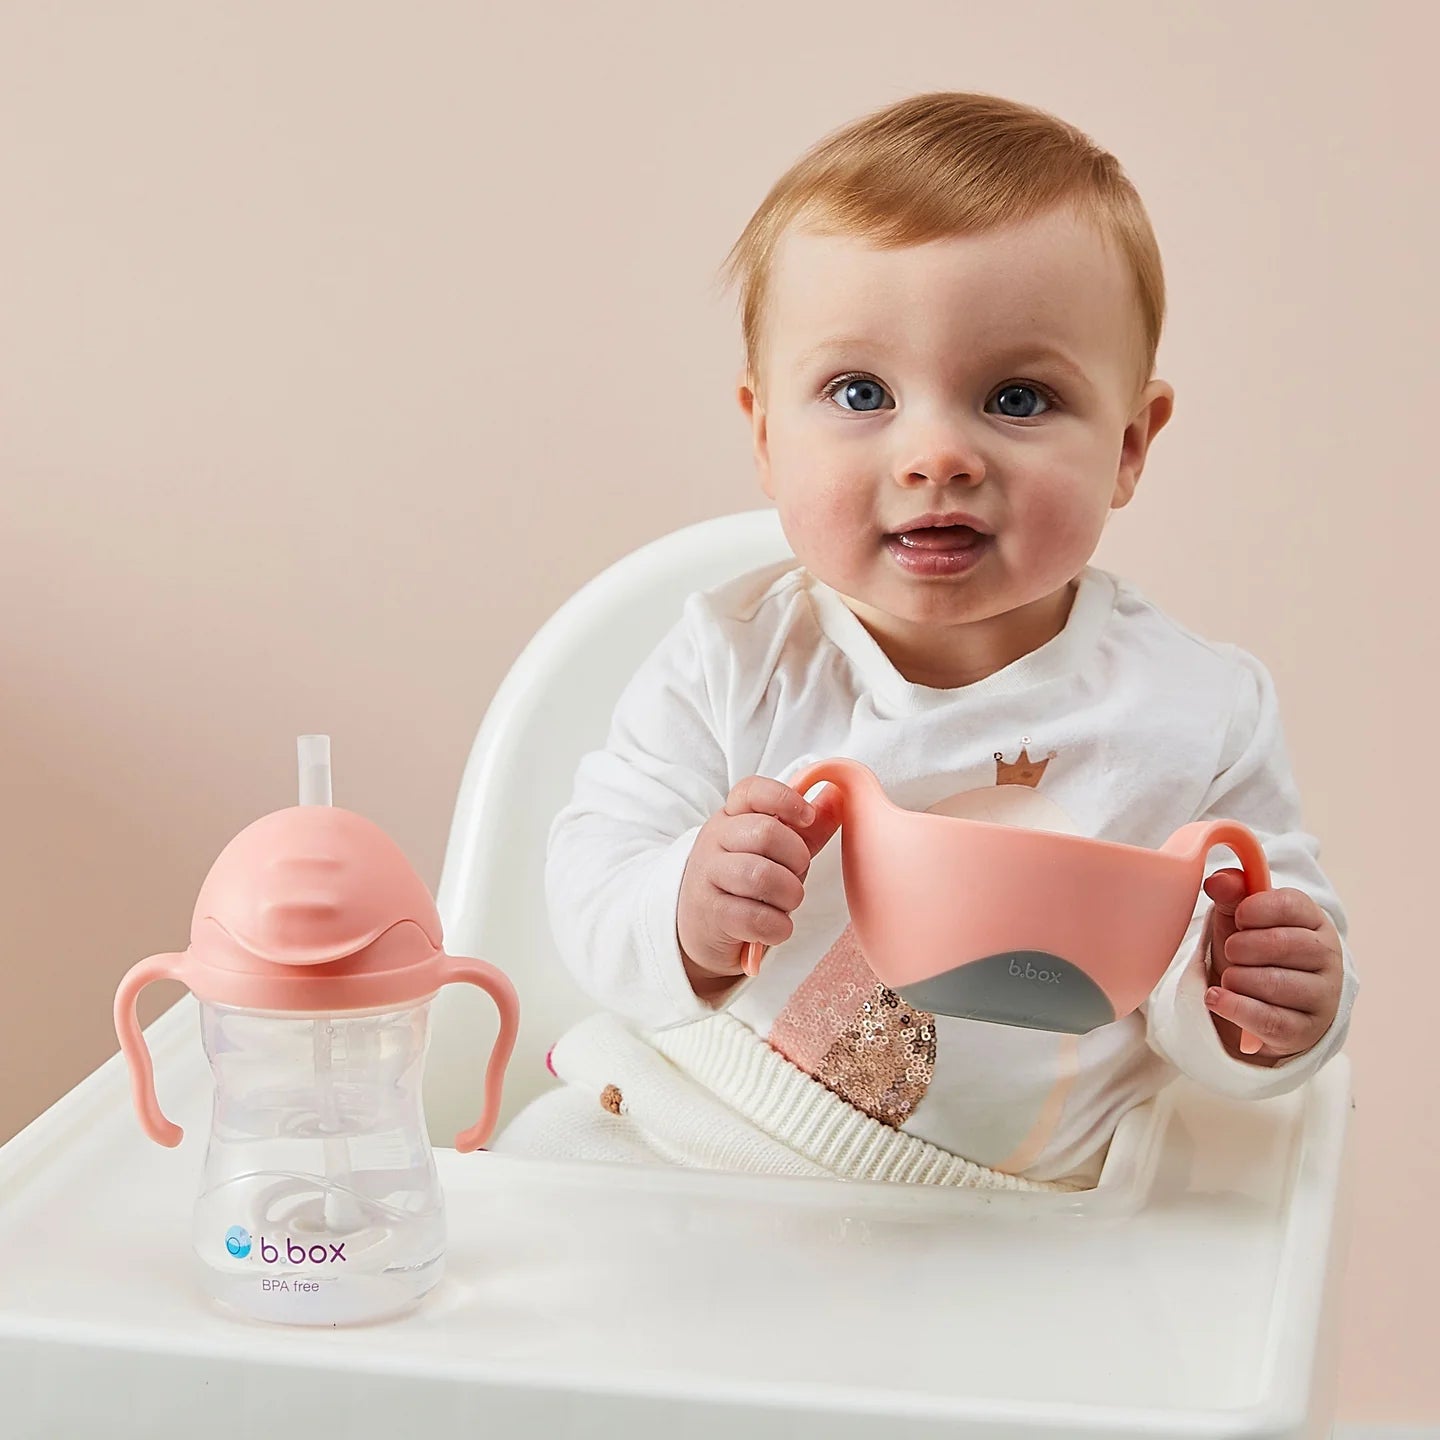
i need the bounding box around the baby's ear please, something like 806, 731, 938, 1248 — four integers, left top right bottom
737, 372, 774, 498
736, 369, 760, 422
1112, 379, 1174, 509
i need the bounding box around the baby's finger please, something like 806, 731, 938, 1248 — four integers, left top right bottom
1232, 886, 1328, 933
717, 811, 814, 879
713, 894, 794, 949
710, 851, 806, 914
796, 782, 844, 860
725, 775, 816, 831
1203, 868, 1248, 915
1217, 925, 1335, 972
1203, 984, 1311, 1053
1209, 961, 1328, 1014
1203, 869, 1246, 973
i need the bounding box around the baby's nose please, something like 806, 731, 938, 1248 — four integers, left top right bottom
898, 455, 986, 486
896, 429, 986, 486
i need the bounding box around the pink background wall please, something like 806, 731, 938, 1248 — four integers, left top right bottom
1, 1, 1432, 1422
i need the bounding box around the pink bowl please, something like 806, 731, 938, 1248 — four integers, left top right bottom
743, 759, 1269, 1050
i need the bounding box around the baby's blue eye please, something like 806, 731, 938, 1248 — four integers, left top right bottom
829, 377, 895, 412
989, 384, 1050, 418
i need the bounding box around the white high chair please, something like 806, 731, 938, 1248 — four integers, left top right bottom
0, 509, 1354, 1439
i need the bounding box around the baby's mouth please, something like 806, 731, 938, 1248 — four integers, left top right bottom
883, 518, 993, 577
889, 523, 987, 551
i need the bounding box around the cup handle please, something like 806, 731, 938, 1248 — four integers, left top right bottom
437, 955, 521, 1153
1192, 819, 1273, 1056
113, 953, 190, 1147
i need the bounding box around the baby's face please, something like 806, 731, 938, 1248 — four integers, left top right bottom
739, 206, 1173, 675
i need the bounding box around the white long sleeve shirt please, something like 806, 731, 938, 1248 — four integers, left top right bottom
544, 561, 1359, 1186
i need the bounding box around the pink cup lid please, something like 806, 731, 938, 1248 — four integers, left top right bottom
114, 789, 520, 1151
178, 803, 451, 1014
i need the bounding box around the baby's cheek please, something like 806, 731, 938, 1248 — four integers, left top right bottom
1009, 478, 1108, 564
776, 476, 874, 574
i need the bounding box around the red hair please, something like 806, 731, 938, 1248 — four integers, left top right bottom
720, 92, 1165, 394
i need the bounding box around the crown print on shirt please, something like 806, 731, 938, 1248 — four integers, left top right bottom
993, 740, 1057, 788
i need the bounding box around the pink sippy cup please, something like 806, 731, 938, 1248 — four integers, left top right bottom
114, 736, 519, 1326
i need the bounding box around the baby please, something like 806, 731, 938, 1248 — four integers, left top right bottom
493, 92, 1358, 1191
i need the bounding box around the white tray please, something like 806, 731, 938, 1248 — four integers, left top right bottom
0, 997, 1353, 1439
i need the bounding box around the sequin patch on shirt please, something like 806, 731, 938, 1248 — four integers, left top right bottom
767, 923, 936, 1127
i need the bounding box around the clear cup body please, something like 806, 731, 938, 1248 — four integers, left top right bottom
192, 1000, 444, 1325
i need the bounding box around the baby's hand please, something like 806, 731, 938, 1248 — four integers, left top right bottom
1201, 869, 1345, 1064
676, 775, 842, 997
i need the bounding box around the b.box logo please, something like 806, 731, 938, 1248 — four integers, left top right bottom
1008, 957, 1062, 985
225, 1225, 346, 1264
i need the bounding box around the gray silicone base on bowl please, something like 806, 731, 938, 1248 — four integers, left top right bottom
895, 951, 1117, 1034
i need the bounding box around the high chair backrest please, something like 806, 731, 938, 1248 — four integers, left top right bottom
425, 508, 794, 1140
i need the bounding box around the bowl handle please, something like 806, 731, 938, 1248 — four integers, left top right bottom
738, 760, 862, 978
1180, 819, 1273, 1056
